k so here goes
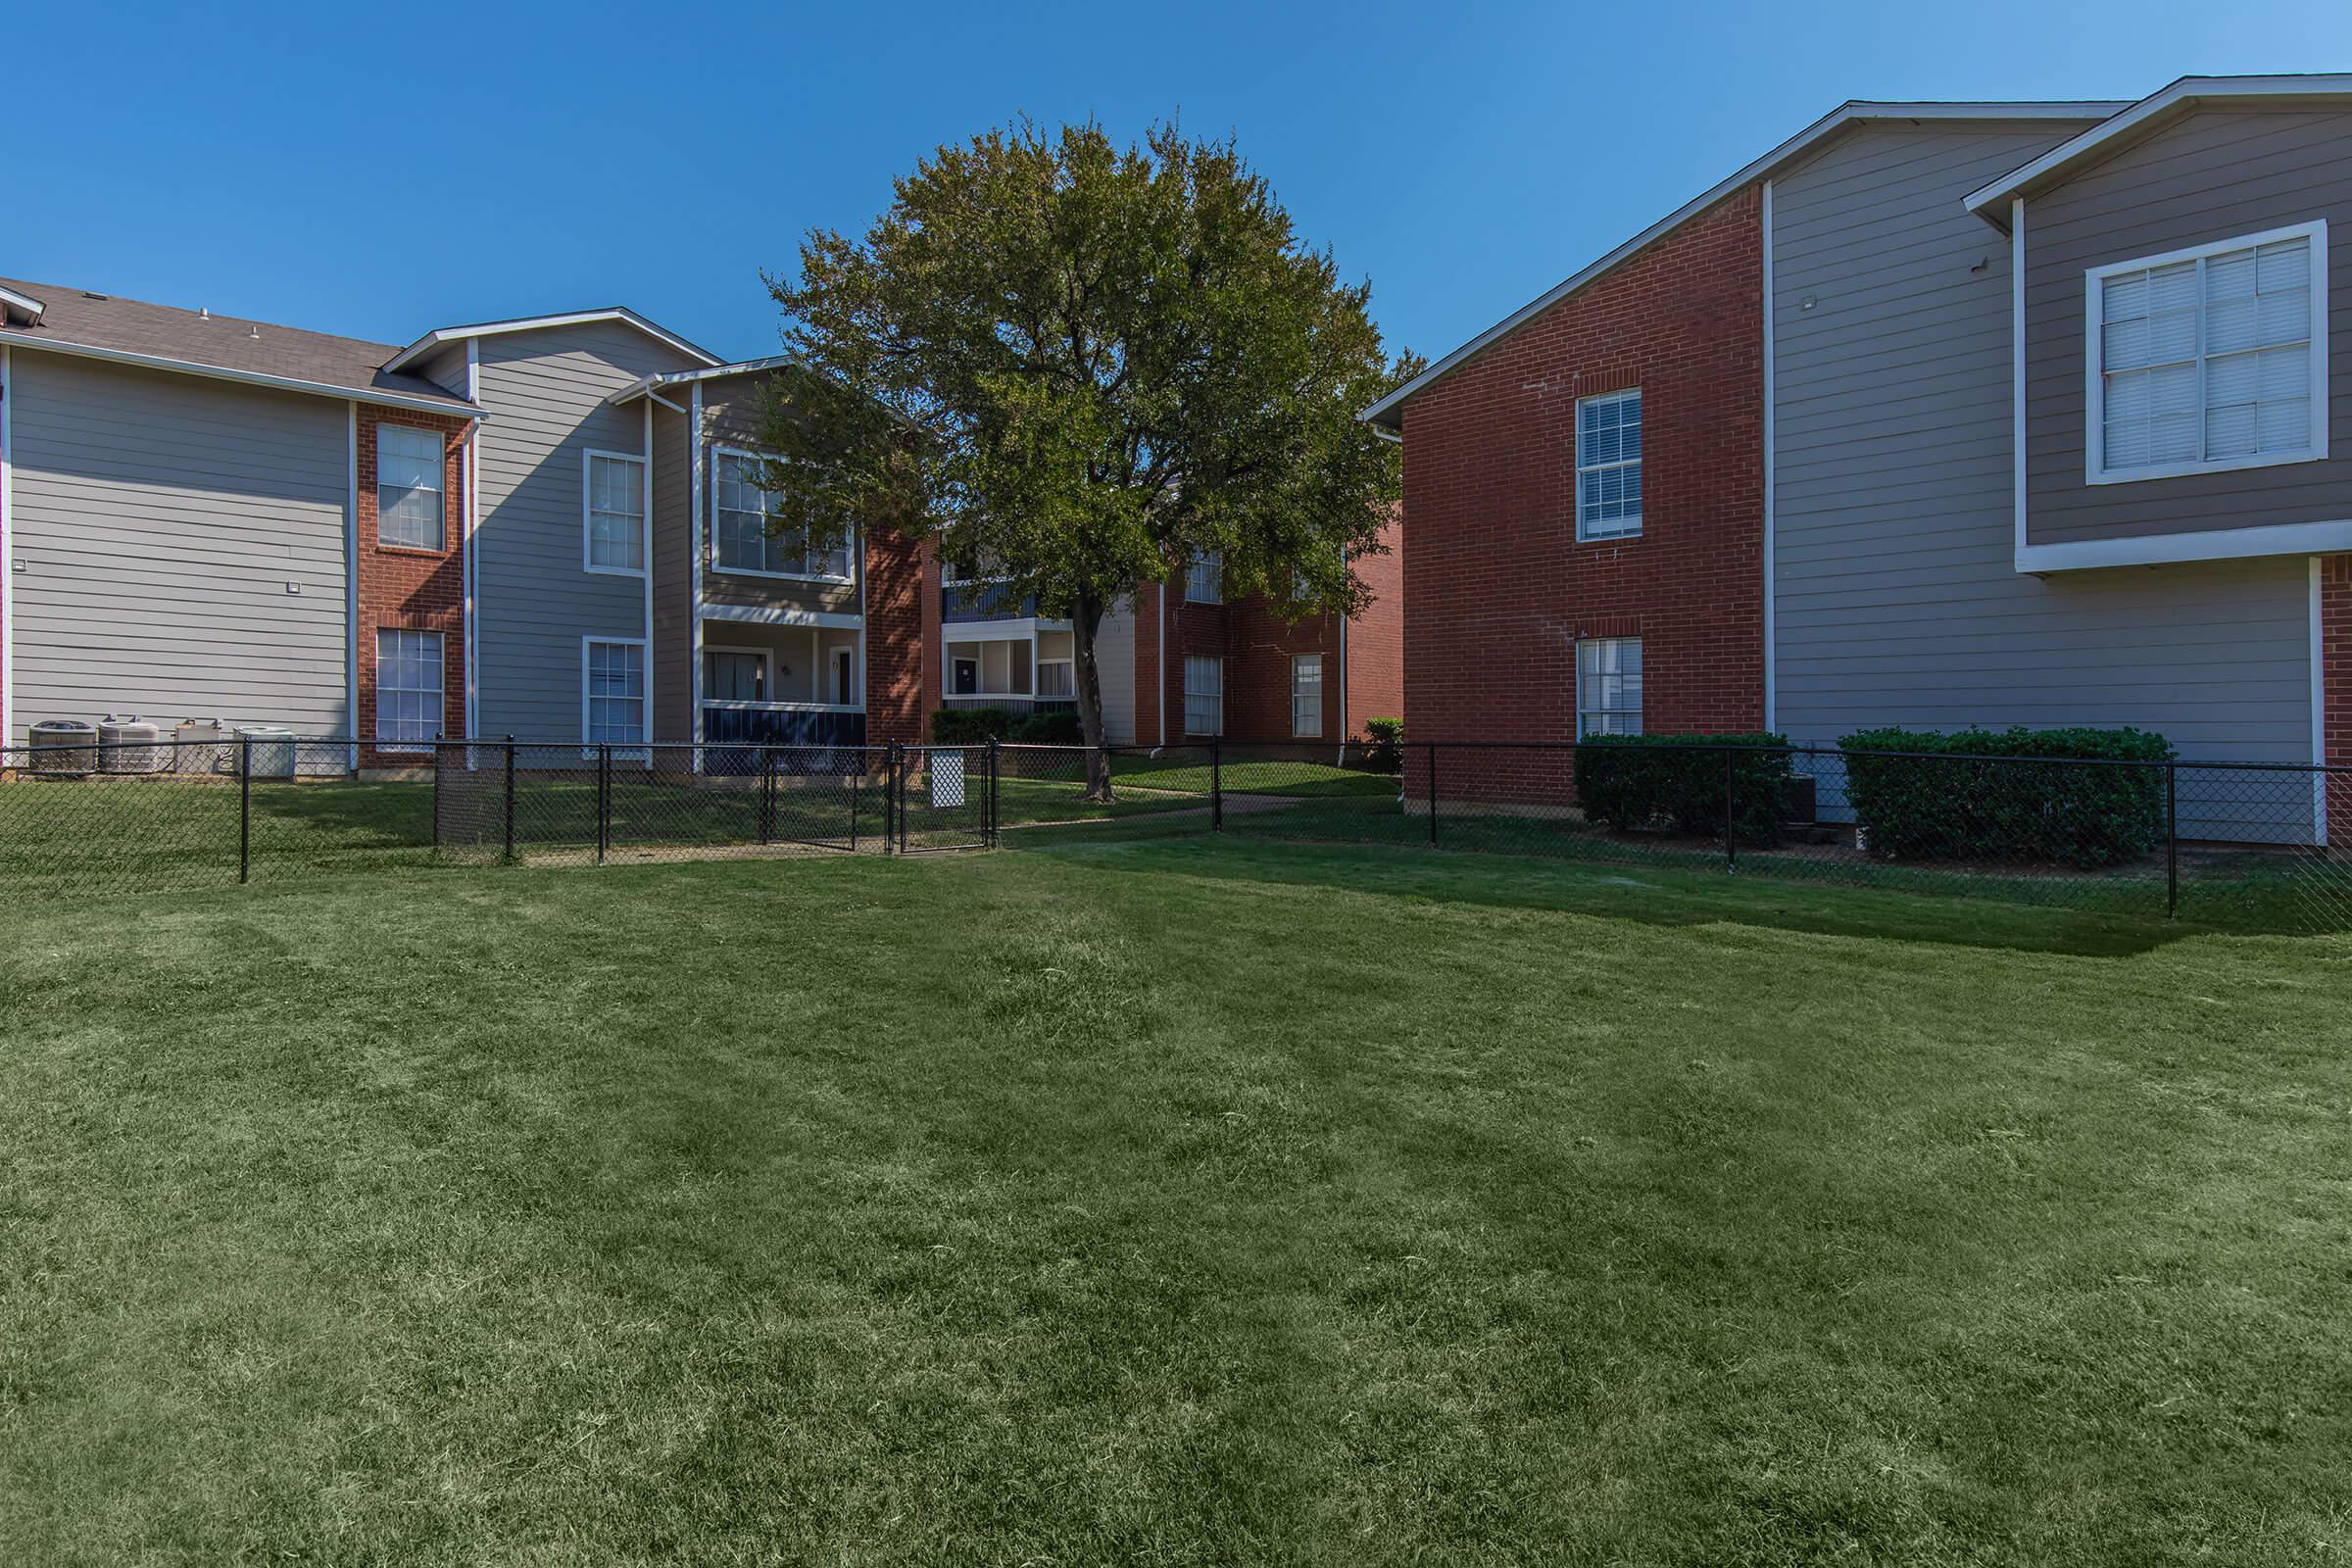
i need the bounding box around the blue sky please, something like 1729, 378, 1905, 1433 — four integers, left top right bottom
10, 1, 2351, 368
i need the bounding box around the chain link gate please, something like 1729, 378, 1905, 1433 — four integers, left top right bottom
887, 741, 998, 853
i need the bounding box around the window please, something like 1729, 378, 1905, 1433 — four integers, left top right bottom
712, 450, 855, 578
706, 649, 766, 702
1184, 655, 1223, 735
377, 424, 445, 550
2089, 222, 2328, 482
373, 628, 443, 749
584, 452, 646, 573
1037, 630, 1074, 699
585, 640, 646, 745
1576, 389, 1642, 540
1576, 638, 1642, 736
1291, 653, 1323, 738
1185, 550, 1223, 603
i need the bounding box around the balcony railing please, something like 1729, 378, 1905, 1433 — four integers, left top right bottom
702, 705, 867, 748
939, 695, 1077, 714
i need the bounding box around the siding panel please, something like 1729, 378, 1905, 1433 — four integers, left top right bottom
9, 355, 350, 740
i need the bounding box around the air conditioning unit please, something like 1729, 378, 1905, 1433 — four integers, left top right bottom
173, 719, 232, 775
98, 713, 168, 774
27, 719, 98, 778
234, 725, 298, 779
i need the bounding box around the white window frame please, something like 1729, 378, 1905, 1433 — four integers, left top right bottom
2084, 220, 2329, 485
580, 636, 649, 755
581, 448, 648, 576
1575, 387, 1643, 541
376, 422, 446, 552
1185, 550, 1223, 604
372, 627, 444, 753
703, 644, 769, 704
1575, 637, 1643, 737
1183, 655, 1224, 737
1291, 653, 1323, 738
710, 445, 857, 582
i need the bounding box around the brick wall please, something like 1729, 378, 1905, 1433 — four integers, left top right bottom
355, 408, 469, 766
1397, 188, 1764, 800
865, 529, 932, 747
1345, 504, 1406, 739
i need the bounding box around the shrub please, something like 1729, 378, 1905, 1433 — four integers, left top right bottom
1361, 716, 1404, 774
1838, 726, 2172, 869
929, 707, 1086, 746
1010, 708, 1084, 745
1574, 734, 1792, 846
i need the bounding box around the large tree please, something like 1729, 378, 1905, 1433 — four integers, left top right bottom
752, 119, 1416, 798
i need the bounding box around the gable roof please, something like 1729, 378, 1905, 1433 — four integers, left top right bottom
1361, 98, 2125, 429
0, 274, 482, 416
1964, 74, 2352, 223
381, 309, 722, 374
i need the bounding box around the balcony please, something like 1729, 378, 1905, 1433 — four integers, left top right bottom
701, 704, 867, 749
943, 580, 1059, 622
938, 695, 1077, 715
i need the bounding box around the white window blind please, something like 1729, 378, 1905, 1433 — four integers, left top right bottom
1292, 654, 1323, 738
1183, 655, 1223, 736
585, 454, 645, 572
2096, 228, 2321, 477
586, 641, 646, 744
377, 424, 444, 550
1576, 638, 1642, 736
712, 452, 853, 578
1186, 551, 1223, 603
373, 628, 443, 747
1576, 389, 1642, 539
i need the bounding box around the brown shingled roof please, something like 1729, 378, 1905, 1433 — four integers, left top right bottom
0, 275, 479, 414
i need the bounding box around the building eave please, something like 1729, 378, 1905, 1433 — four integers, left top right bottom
382, 308, 723, 374
0, 333, 487, 417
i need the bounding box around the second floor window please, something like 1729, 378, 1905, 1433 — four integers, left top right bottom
712, 451, 855, 579
1185, 550, 1223, 604
377, 424, 444, 551
2091, 224, 2324, 481
584, 453, 645, 573
1576, 389, 1642, 540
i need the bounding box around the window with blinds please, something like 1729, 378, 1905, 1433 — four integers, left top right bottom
584, 452, 645, 573
1576, 389, 1642, 540
2091, 224, 2327, 481
1576, 638, 1642, 737
1183, 656, 1223, 736
377, 424, 445, 550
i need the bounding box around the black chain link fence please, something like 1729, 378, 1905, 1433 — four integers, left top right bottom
2, 733, 2347, 932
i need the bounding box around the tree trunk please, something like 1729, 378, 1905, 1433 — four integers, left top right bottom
1070, 593, 1114, 802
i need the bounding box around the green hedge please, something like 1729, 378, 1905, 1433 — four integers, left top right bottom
929, 707, 1085, 746
1574, 733, 1793, 846
1838, 726, 2173, 869
1361, 716, 1404, 775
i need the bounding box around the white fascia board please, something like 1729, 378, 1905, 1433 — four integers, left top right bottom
941, 616, 1071, 638
2016, 517, 2352, 573
1965, 75, 2352, 220
0, 285, 45, 323
0, 334, 486, 419
382, 309, 722, 373
1361, 99, 2124, 428
604, 359, 808, 408
699, 602, 865, 629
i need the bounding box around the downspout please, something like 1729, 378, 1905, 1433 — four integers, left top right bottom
345, 401, 359, 771
1154, 580, 1166, 755
690, 381, 705, 770
2, 347, 14, 748
1337, 600, 1348, 769
465, 341, 480, 741
641, 397, 655, 751
857, 524, 867, 743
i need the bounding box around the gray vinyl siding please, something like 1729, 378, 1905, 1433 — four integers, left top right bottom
650, 402, 693, 744
1094, 597, 1137, 745
7, 353, 350, 741
1771, 123, 2314, 823
472, 321, 702, 739
411, 342, 472, 401
2025, 108, 2352, 546
694, 375, 862, 619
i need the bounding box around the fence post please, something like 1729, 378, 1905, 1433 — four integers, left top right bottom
1724, 745, 1738, 874
598, 743, 612, 865
502, 736, 515, 863
988, 736, 1001, 848
760, 747, 775, 846
2166, 760, 2180, 919
432, 732, 443, 853
886, 741, 901, 855
851, 756, 861, 854
238, 736, 251, 885
1211, 736, 1223, 831
1428, 744, 1440, 846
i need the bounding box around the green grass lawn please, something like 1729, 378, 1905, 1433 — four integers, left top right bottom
3, 842, 2350, 1564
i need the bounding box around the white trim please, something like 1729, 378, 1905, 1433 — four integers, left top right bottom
2082, 220, 2328, 485
2017, 517, 2352, 572
463, 342, 479, 742
640, 402, 655, 749
2013, 199, 2029, 563
708, 443, 857, 582
1291, 652, 1324, 739
698, 602, 865, 629
580, 634, 651, 750
0, 334, 484, 418
1361, 99, 2123, 427
0, 285, 45, 322
1966, 75, 2352, 219
2, 346, 14, 747
370, 626, 448, 755
690, 383, 705, 754
345, 402, 359, 769
602, 355, 805, 406
1573, 386, 1643, 542
2312, 556, 2328, 847
1760, 178, 1776, 733
579, 445, 649, 577
383, 309, 720, 374
939, 615, 1068, 637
